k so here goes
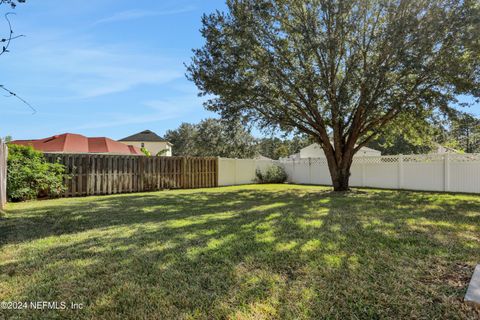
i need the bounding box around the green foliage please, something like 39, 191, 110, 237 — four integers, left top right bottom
156, 149, 168, 156
140, 147, 151, 157
447, 111, 480, 153
368, 135, 435, 155
369, 111, 480, 155
165, 119, 311, 159
7, 144, 67, 201
164, 123, 199, 156
256, 135, 311, 159
368, 112, 440, 155
165, 118, 257, 158
255, 165, 287, 184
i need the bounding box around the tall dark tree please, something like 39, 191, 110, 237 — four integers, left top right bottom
196, 118, 257, 158
257, 135, 311, 159
256, 137, 289, 159
164, 123, 199, 156
164, 118, 257, 158
188, 0, 480, 190
448, 111, 480, 153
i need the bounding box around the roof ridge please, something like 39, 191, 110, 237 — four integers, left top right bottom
119, 130, 168, 142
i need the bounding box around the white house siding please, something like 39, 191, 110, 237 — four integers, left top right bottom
299, 143, 381, 158
120, 141, 172, 156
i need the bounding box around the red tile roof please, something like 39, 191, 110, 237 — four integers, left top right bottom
11, 133, 142, 155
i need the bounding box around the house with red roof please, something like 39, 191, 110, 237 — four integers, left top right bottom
11, 133, 142, 155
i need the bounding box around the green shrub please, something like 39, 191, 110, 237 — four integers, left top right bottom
7, 144, 67, 201
140, 147, 151, 156
156, 149, 168, 156
255, 165, 287, 184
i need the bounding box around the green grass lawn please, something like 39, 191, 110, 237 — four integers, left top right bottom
1, 185, 479, 319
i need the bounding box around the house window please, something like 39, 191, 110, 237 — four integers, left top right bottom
141, 143, 145, 148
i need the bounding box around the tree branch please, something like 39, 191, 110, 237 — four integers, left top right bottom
0, 12, 24, 56
0, 85, 36, 114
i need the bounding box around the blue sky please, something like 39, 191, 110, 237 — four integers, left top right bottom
1, 0, 478, 141
1, 0, 226, 140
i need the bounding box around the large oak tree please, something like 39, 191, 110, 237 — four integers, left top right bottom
188, 0, 480, 191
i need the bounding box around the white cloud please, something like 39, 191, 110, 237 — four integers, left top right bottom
93, 6, 196, 25
73, 96, 205, 130
5, 41, 185, 99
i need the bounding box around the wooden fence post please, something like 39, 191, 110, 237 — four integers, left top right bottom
42, 153, 219, 197
181, 157, 186, 189
0, 139, 7, 210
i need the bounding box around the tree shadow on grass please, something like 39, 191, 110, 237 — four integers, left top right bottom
0, 186, 479, 319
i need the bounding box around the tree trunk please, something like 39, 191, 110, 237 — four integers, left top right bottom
322, 145, 354, 192
331, 168, 351, 191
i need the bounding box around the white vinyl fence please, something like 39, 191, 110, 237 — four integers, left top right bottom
219, 153, 480, 194
218, 158, 278, 186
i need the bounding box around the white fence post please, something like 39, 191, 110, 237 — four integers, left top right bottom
444, 153, 450, 192
292, 159, 296, 183
308, 158, 312, 184
219, 153, 479, 193
361, 159, 366, 187
398, 154, 404, 189
234, 159, 238, 185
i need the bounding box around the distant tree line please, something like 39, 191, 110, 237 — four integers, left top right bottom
368, 110, 480, 155
163, 113, 480, 159
165, 119, 257, 158
164, 118, 311, 159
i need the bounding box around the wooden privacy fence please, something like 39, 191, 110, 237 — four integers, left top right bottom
44, 153, 219, 197
0, 140, 7, 209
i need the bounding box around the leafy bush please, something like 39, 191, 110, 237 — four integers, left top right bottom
255, 165, 287, 184
156, 149, 168, 156
7, 144, 67, 201
140, 147, 151, 156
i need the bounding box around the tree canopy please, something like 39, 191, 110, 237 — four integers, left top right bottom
446, 111, 480, 153
188, 0, 480, 190
165, 118, 312, 159
164, 118, 258, 158
368, 110, 480, 154
256, 135, 311, 159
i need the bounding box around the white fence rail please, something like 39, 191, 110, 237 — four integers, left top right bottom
218, 158, 279, 186
219, 154, 480, 194
284, 154, 480, 193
